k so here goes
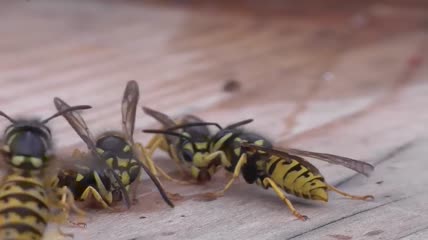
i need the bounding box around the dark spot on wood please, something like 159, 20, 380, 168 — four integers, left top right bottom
223, 79, 240, 92
180, 214, 185, 217
364, 230, 384, 236
376, 181, 383, 184
161, 231, 175, 236
327, 234, 352, 240
139, 216, 146, 219
384, 195, 391, 198
193, 192, 218, 202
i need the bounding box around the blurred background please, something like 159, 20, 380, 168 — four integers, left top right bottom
0, 0, 427, 239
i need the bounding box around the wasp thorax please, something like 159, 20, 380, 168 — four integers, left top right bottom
96, 134, 133, 159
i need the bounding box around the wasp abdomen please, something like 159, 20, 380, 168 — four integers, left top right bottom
266, 156, 328, 202
0, 174, 49, 240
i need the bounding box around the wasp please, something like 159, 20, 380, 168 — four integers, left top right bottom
0, 104, 89, 240
142, 107, 217, 183
142, 108, 252, 182
143, 111, 374, 220
54, 80, 173, 209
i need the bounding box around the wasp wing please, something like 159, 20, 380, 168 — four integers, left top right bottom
121, 84, 174, 207
53, 97, 98, 155
241, 143, 374, 177
142, 106, 179, 144
121, 80, 139, 144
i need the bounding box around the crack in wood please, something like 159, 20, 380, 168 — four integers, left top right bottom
286, 196, 411, 240
398, 225, 428, 239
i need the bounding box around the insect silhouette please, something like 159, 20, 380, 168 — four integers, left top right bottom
54, 80, 173, 209
143, 111, 374, 220
0, 104, 89, 239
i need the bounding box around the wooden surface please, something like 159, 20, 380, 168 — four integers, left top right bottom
0, 0, 427, 239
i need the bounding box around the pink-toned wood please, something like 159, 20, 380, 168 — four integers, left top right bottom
0, 0, 427, 239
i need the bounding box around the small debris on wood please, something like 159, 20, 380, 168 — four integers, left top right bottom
139, 216, 146, 219
168, 192, 185, 201
328, 234, 352, 240
192, 192, 219, 202
223, 79, 241, 92
376, 181, 384, 184
364, 230, 384, 236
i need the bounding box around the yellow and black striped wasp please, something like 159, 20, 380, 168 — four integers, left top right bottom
143, 111, 374, 220
54, 81, 173, 209
0, 104, 89, 240
142, 107, 216, 183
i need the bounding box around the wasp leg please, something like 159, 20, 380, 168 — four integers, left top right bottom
53, 186, 87, 228
58, 186, 86, 216
262, 177, 308, 221
217, 153, 245, 195
135, 142, 191, 185
48, 187, 87, 239
208, 153, 246, 197
135, 142, 158, 175
155, 164, 195, 185
205, 150, 231, 168
146, 134, 170, 155
80, 186, 114, 209
145, 134, 188, 177
327, 184, 374, 201
191, 150, 231, 181
168, 144, 189, 176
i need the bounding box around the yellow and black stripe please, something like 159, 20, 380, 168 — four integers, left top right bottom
0, 174, 49, 240
264, 155, 328, 201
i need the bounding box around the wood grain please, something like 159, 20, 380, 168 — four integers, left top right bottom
0, 0, 427, 239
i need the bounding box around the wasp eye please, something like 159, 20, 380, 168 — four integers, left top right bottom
182, 150, 193, 162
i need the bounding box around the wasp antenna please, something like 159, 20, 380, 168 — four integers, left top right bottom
43, 104, 92, 123
143, 129, 198, 151
165, 122, 223, 131
0, 111, 17, 123
143, 129, 192, 141
134, 153, 174, 208
225, 119, 254, 129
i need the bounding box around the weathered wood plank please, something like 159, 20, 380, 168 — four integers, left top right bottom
0, 0, 427, 239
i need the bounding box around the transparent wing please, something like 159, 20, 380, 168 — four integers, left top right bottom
142, 106, 179, 144
241, 142, 374, 177
142, 106, 177, 128
53, 97, 98, 155
121, 80, 139, 144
